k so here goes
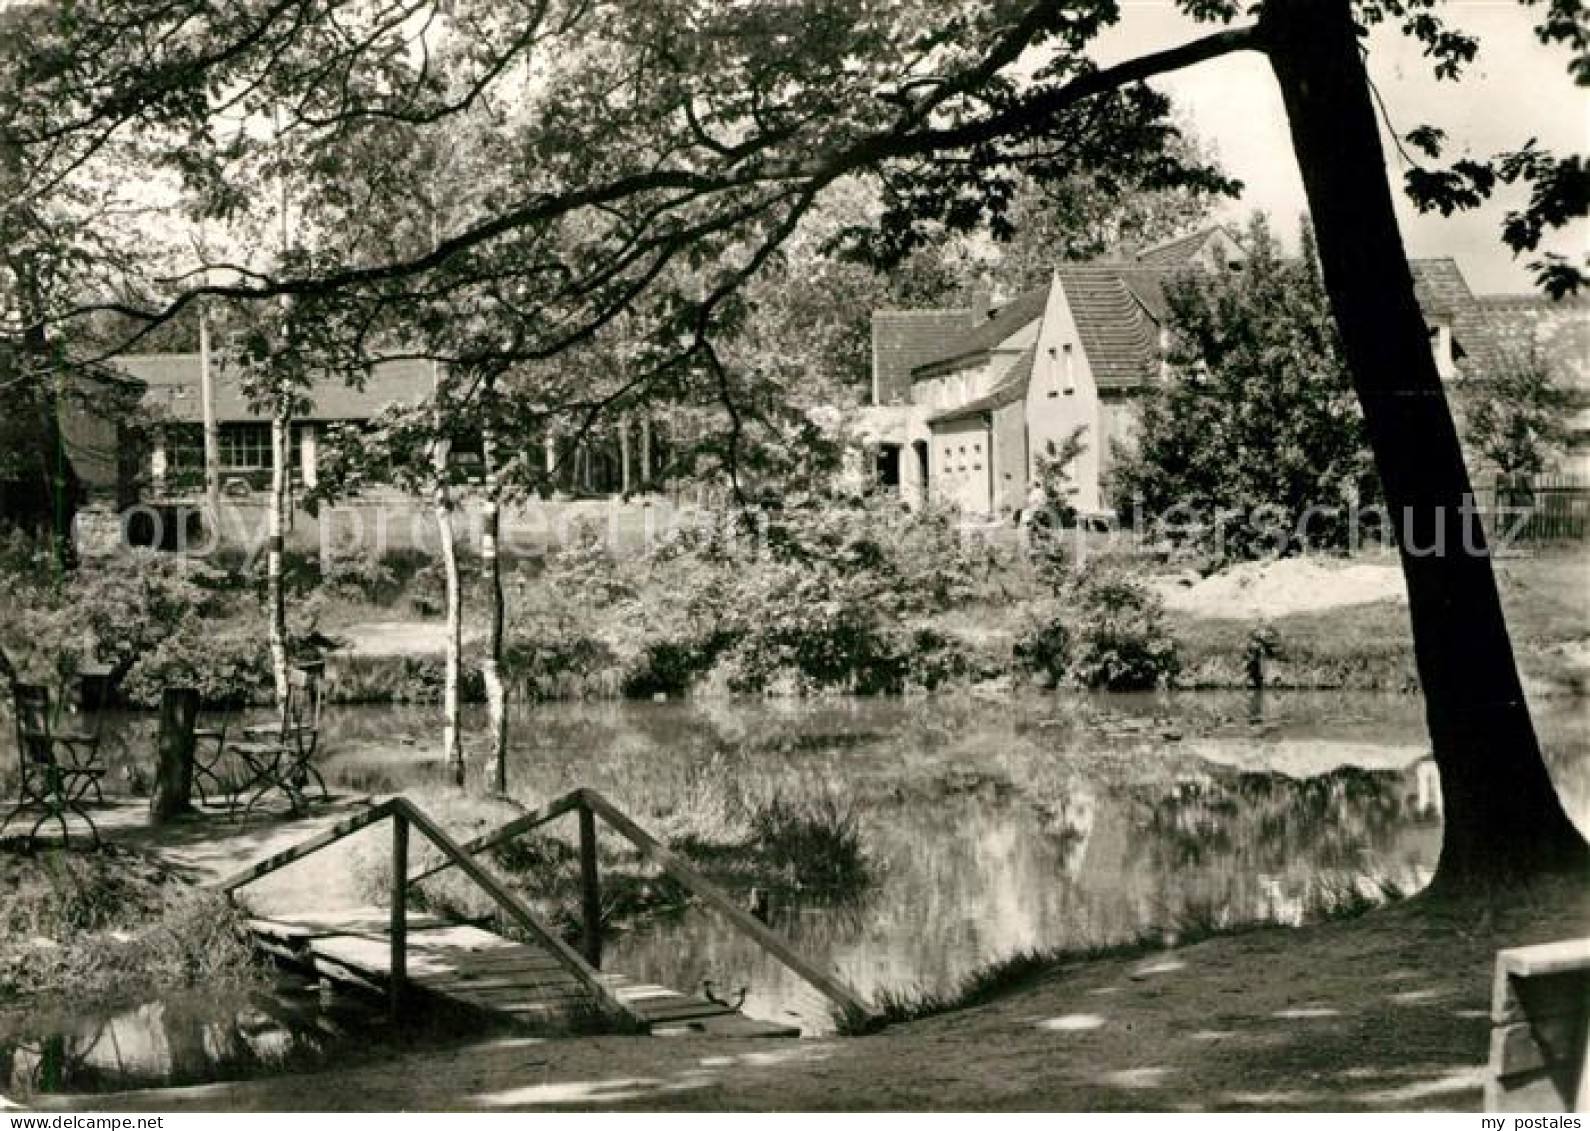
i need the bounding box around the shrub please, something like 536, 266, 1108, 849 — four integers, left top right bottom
120, 626, 272, 707
6, 551, 233, 690
506, 622, 623, 701
318, 554, 400, 604
1066, 573, 1180, 691
1013, 573, 1179, 691
1013, 614, 1073, 688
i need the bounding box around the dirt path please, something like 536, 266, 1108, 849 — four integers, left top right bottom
99, 796, 381, 916
39, 878, 1588, 1112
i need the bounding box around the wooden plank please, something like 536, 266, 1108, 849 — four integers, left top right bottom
1499, 939, 1590, 979
1486, 1067, 1574, 1114
423, 971, 585, 994
1490, 1015, 1586, 1078
579, 788, 875, 1024
1492, 970, 1590, 1024
391, 811, 408, 1014
251, 911, 454, 940
578, 803, 602, 969
420, 953, 573, 978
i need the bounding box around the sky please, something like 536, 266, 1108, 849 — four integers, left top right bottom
1089, 0, 1588, 295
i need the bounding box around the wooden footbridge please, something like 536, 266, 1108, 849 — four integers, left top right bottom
217, 790, 876, 1038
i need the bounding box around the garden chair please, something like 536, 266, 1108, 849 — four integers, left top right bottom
1, 682, 106, 847
232, 663, 327, 816
190, 708, 234, 809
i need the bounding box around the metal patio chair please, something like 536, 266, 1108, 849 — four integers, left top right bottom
231, 663, 327, 816
1, 682, 106, 847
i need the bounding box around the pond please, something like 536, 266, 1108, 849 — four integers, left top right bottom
0, 972, 493, 1100
6, 689, 1589, 1045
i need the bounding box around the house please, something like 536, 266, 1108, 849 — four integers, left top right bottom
110, 354, 436, 495
108, 353, 662, 499
862, 227, 1511, 517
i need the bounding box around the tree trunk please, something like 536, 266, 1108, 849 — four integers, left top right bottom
619, 414, 632, 497
640, 416, 652, 492
198, 307, 221, 530
481, 374, 509, 794
267, 409, 290, 711
149, 686, 199, 821
1262, 0, 1587, 891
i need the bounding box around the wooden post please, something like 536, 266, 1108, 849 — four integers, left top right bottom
390, 811, 409, 1016
578, 803, 602, 969
149, 687, 200, 821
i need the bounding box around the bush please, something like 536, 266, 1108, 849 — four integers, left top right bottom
1014, 614, 1073, 688
1014, 573, 1179, 691
318, 554, 400, 604
1067, 574, 1180, 691
120, 626, 272, 707
5, 551, 233, 691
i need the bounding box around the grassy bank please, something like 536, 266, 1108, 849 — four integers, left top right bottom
0, 847, 261, 1005
3, 517, 1583, 708
847, 871, 1414, 1032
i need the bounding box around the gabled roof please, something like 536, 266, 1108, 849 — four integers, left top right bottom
874, 250, 1502, 403
1054, 264, 1168, 391
912, 286, 1050, 375
1134, 226, 1239, 268
1407, 258, 1508, 379
871, 309, 973, 404
928, 344, 1036, 423
111, 354, 434, 424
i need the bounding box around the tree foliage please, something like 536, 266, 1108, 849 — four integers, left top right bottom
1110, 216, 1374, 561
1457, 346, 1575, 475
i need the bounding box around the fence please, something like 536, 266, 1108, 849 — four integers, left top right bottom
1473, 474, 1590, 544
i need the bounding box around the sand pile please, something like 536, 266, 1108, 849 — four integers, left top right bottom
1154, 556, 1407, 619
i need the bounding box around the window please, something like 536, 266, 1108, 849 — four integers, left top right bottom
166, 424, 204, 471
219, 423, 274, 470
1062, 344, 1075, 395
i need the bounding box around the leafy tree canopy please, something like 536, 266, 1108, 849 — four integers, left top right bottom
1110, 214, 1375, 562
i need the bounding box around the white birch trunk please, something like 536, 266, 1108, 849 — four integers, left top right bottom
432, 362, 463, 785
267, 410, 290, 712
481, 376, 508, 792
436, 483, 463, 784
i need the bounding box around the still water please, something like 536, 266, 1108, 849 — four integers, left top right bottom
3, 690, 1586, 1091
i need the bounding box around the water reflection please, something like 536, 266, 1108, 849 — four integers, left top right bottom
4, 690, 1585, 1041
2, 977, 353, 1098
0, 972, 499, 1099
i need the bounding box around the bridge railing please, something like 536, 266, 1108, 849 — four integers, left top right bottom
405, 786, 878, 1026
213, 795, 646, 1028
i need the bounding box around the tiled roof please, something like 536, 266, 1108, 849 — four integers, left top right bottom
1408, 258, 1508, 379
1134, 227, 1234, 268
928, 344, 1037, 424
871, 310, 973, 404
1476, 292, 1590, 392
875, 253, 1502, 400
1054, 264, 1167, 391
110, 354, 435, 424
912, 286, 1051, 375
